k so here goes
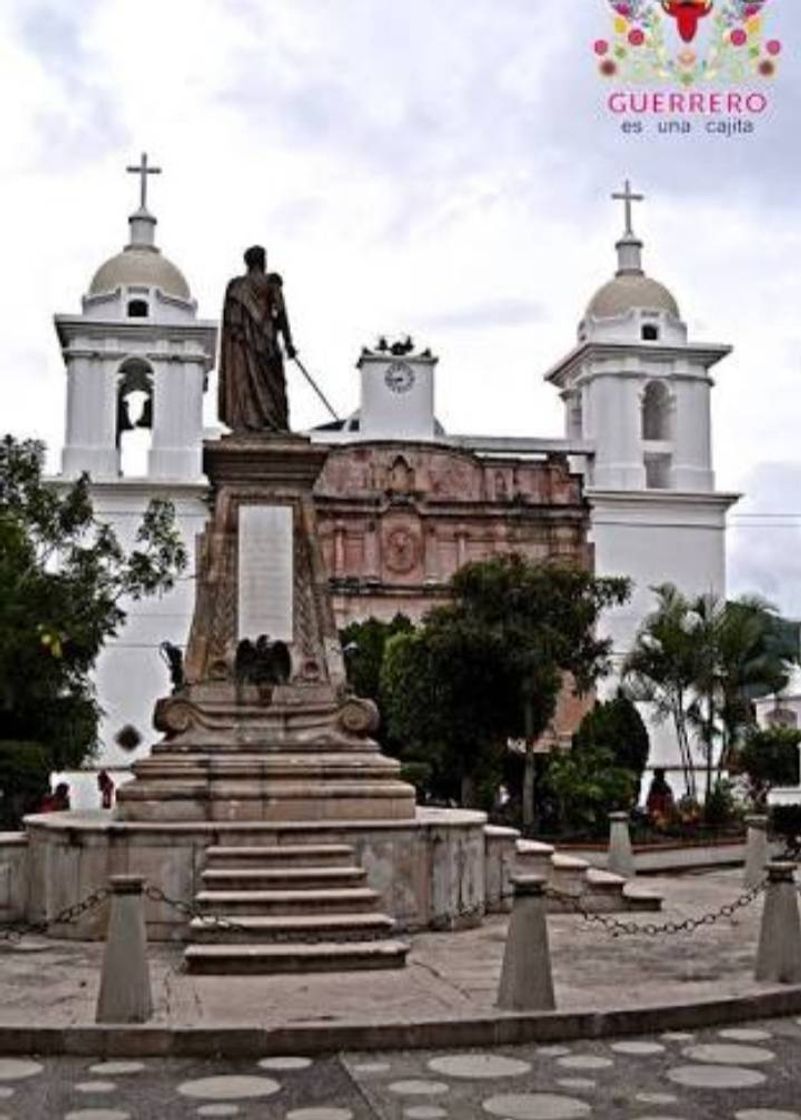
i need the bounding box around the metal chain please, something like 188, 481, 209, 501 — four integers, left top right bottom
0, 878, 770, 945
0, 885, 111, 943
543, 881, 765, 938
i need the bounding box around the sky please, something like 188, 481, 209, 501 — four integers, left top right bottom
1, 0, 800, 613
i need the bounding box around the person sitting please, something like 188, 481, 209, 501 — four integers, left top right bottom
646, 768, 675, 827
39, 782, 71, 813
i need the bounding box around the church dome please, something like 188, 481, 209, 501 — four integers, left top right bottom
586, 273, 679, 320
89, 245, 191, 300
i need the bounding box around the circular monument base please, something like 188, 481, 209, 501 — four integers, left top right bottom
23, 806, 487, 941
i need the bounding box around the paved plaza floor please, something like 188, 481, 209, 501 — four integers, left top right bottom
0, 872, 784, 1030
0, 1015, 801, 1118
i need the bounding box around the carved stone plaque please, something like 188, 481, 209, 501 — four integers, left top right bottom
238, 504, 294, 641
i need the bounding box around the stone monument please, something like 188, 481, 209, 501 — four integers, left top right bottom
19, 247, 488, 972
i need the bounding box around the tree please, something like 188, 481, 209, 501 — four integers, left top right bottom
381, 555, 630, 814
624, 584, 701, 799
340, 614, 414, 709
735, 727, 801, 808
624, 584, 796, 806
572, 692, 650, 798
0, 436, 187, 819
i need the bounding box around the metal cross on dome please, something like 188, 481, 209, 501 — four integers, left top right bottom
612, 179, 644, 237
126, 152, 162, 210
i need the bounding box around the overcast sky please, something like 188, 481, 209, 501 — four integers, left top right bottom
2, 1, 800, 613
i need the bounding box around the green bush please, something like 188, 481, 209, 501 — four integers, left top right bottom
546, 745, 638, 838
735, 727, 801, 807
572, 693, 650, 799
0, 741, 51, 828
703, 779, 740, 829
770, 804, 801, 850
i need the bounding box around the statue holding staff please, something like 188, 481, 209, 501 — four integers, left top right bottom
218, 245, 296, 433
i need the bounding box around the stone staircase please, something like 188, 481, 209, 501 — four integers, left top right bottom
517, 840, 661, 913
484, 828, 662, 915
183, 842, 409, 974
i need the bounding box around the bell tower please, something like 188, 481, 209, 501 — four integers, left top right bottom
545, 181, 739, 706
56, 155, 217, 481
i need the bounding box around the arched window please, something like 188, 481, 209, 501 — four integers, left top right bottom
127, 299, 149, 318
642, 381, 671, 441
642, 323, 659, 341
117, 357, 154, 477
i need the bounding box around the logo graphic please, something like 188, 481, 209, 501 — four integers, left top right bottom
594, 1, 782, 86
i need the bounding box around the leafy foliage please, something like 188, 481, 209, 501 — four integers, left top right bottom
340, 614, 413, 713
572, 693, 651, 791
0, 741, 51, 829
546, 745, 638, 837
0, 436, 187, 811
380, 555, 630, 810
624, 583, 796, 806
734, 727, 801, 808
771, 804, 801, 852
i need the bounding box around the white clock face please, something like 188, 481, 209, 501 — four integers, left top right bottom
385, 361, 415, 394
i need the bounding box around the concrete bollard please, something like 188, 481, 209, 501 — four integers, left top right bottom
497, 875, 555, 1012
754, 862, 801, 985
608, 811, 635, 880
96, 875, 153, 1024
744, 814, 770, 891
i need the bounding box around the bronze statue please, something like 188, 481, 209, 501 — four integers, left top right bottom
159, 641, 185, 692
218, 246, 296, 433
235, 635, 292, 687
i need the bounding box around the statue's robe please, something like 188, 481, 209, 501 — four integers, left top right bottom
218, 271, 291, 432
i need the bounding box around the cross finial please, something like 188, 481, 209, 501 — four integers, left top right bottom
612, 179, 644, 237
126, 152, 162, 210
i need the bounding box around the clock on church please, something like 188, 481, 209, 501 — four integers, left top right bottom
385, 360, 415, 393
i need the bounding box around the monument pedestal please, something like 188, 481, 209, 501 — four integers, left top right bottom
113, 435, 417, 971
22, 436, 487, 971
116, 436, 416, 825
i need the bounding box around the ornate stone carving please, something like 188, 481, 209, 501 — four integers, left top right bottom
384, 525, 421, 575
338, 696, 380, 737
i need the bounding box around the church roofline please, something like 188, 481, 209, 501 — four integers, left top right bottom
54, 313, 218, 348
544, 339, 733, 388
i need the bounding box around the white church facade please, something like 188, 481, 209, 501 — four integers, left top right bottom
53, 161, 737, 797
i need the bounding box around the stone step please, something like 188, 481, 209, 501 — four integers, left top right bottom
150, 738, 382, 756
205, 844, 356, 868
188, 911, 395, 944
581, 867, 627, 913
184, 939, 410, 975
195, 887, 382, 916
624, 885, 663, 913
201, 866, 367, 891
134, 755, 401, 779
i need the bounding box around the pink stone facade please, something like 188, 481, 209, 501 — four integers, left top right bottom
314, 441, 591, 623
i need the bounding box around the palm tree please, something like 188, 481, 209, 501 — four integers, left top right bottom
625, 584, 798, 807
624, 584, 700, 800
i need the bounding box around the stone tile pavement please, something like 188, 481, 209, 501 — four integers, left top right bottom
0, 871, 786, 1031
1, 1015, 801, 1118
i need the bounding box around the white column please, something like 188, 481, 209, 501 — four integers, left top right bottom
149, 359, 204, 480
672, 377, 714, 492
590, 374, 645, 490
62, 356, 120, 479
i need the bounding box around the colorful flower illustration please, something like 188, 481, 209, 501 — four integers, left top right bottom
597, 0, 782, 86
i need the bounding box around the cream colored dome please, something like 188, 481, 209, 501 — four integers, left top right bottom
586, 273, 679, 320
89, 246, 191, 300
